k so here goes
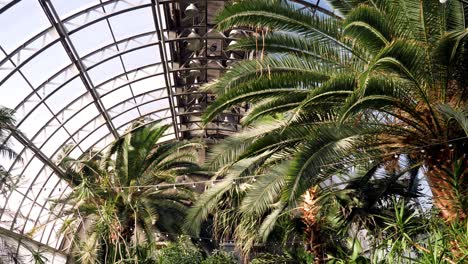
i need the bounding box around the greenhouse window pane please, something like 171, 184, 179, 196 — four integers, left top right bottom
18, 103, 54, 139
113, 108, 140, 130
20, 43, 71, 88
0, 60, 14, 82
101, 85, 134, 109
91, 133, 115, 152
87, 57, 124, 86
63, 104, 100, 135
0, 72, 32, 109
78, 125, 109, 151
45, 78, 87, 114
131, 75, 166, 96
138, 98, 170, 116
116, 32, 158, 51
51, 0, 99, 19
0, 0, 51, 53
107, 7, 155, 41
121, 45, 161, 71
70, 21, 114, 57
57, 93, 93, 123
40, 128, 70, 158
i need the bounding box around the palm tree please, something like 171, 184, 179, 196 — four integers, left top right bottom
0, 107, 19, 194
56, 121, 203, 263
186, 0, 467, 260
0, 107, 47, 263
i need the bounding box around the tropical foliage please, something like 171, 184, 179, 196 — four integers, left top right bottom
156, 238, 204, 264
0, 107, 18, 195
55, 121, 203, 263
201, 250, 238, 264
156, 238, 237, 264
0, 107, 47, 263
185, 0, 468, 262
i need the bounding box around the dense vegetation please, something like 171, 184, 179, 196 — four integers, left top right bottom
54, 122, 203, 263
186, 0, 468, 263
0, 0, 467, 263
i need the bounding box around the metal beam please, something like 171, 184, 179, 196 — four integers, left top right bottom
9, 129, 65, 178
291, 0, 341, 18
151, 0, 180, 139
38, 0, 119, 139
0, 0, 20, 14
0, 225, 67, 257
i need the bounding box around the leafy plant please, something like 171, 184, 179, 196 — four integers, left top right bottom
0, 106, 19, 195
201, 250, 237, 264
250, 248, 315, 264
186, 0, 468, 261
55, 121, 204, 263
156, 238, 204, 264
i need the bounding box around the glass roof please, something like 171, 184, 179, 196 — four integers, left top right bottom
0, 0, 334, 262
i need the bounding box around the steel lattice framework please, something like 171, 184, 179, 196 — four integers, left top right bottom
0, 0, 335, 262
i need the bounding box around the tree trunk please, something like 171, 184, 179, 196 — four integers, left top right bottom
301, 186, 326, 264
425, 156, 467, 222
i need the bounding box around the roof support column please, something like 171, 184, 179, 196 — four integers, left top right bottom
38, 0, 119, 139
151, 0, 180, 139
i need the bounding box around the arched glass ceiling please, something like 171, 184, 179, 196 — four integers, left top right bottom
0, 0, 335, 262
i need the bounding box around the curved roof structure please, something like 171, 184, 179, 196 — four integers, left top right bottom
0, 0, 335, 262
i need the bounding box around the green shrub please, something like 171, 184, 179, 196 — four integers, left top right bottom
250, 249, 315, 264
251, 253, 294, 264
201, 250, 237, 264
157, 238, 204, 264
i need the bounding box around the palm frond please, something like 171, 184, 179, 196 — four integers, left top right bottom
344, 5, 392, 53
325, 0, 367, 16
230, 33, 361, 69
240, 163, 288, 216
283, 124, 383, 204
437, 104, 468, 136
205, 118, 283, 170
209, 55, 331, 92
185, 154, 267, 235
241, 95, 305, 125
216, 0, 353, 55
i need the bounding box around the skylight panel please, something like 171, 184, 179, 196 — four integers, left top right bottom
40, 128, 70, 158
131, 75, 167, 96
63, 104, 100, 135
0, 0, 51, 53
78, 125, 109, 151
139, 98, 170, 116
113, 108, 140, 131
5, 149, 34, 187
57, 93, 94, 123
87, 57, 124, 85
72, 116, 107, 145
107, 7, 155, 41
0, 72, 32, 109
101, 85, 134, 109
44, 78, 88, 114
0, 59, 14, 81
121, 45, 161, 71
18, 103, 54, 139
70, 21, 114, 57
116, 32, 158, 51
20, 43, 71, 88
51, 0, 99, 19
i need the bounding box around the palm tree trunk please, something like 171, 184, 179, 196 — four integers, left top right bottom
421, 160, 466, 261
425, 158, 466, 222
301, 186, 326, 264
